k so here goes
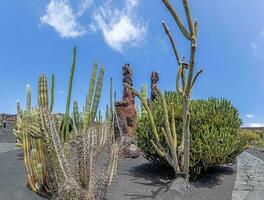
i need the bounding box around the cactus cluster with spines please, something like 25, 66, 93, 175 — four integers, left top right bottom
13, 47, 122, 200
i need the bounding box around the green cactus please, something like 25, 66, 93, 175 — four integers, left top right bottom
90, 65, 105, 123
161, 0, 203, 181
49, 73, 55, 112
61, 47, 76, 143
72, 100, 80, 130
16, 100, 21, 120
84, 63, 98, 127
14, 47, 120, 200
38, 75, 49, 109
26, 84, 31, 112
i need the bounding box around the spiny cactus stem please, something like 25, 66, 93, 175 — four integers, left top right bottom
50, 73, 55, 112
90, 65, 105, 123
63, 47, 76, 142
26, 84, 31, 112
110, 78, 113, 121
84, 63, 98, 127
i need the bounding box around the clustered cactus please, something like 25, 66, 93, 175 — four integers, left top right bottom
13, 47, 121, 200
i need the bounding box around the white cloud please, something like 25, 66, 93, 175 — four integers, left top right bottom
245, 114, 255, 119
246, 123, 264, 128
77, 0, 93, 16
41, 0, 86, 38
40, 0, 147, 52
91, 0, 147, 52
250, 42, 263, 59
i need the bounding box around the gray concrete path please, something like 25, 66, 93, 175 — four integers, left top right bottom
0, 143, 16, 154
232, 152, 264, 200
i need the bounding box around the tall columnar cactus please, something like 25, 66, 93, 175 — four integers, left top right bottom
140, 84, 147, 115
90, 66, 105, 123
83, 64, 105, 129
26, 84, 31, 112
61, 47, 76, 143
84, 63, 98, 127
161, 0, 203, 181
38, 75, 49, 109
49, 74, 55, 112
14, 47, 121, 199
16, 100, 21, 120
73, 100, 80, 129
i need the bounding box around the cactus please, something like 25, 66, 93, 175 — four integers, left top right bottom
14, 47, 121, 199
82, 64, 105, 129
61, 47, 76, 143
140, 84, 147, 115
16, 100, 21, 120
90, 66, 105, 123
73, 100, 80, 130
26, 84, 31, 112
161, 0, 203, 181
38, 75, 49, 109
84, 63, 98, 127
49, 73, 55, 112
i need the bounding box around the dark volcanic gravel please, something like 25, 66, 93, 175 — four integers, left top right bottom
0, 127, 237, 200
0, 150, 45, 200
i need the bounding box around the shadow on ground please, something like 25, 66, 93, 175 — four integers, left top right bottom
107, 156, 237, 200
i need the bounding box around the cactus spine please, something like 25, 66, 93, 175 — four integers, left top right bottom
162, 0, 203, 181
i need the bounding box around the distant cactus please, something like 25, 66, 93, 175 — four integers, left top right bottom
26, 84, 31, 112
38, 74, 49, 109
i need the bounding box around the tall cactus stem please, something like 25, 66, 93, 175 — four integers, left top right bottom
50, 73, 55, 112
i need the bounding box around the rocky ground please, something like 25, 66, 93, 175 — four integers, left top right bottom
1, 128, 264, 200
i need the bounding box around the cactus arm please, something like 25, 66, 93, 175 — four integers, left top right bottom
162, 0, 191, 40
26, 84, 31, 112
49, 73, 55, 112
110, 78, 113, 120
191, 69, 203, 89
62, 47, 76, 142
150, 139, 165, 157
126, 83, 159, 142
90, 65, 104, 123
176, 65, 184, 95
84, 63, 98, 127
182, 0, 194, 35
162, 21, 181, 65
38, 75, 49, 109
171, 106, 177, 149
16, 100, 21, 120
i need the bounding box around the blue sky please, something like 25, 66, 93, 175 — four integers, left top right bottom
0, 0, 264, 127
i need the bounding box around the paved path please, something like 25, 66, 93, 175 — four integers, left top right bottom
0, 143, 16, 153
232, 152, 264, 200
